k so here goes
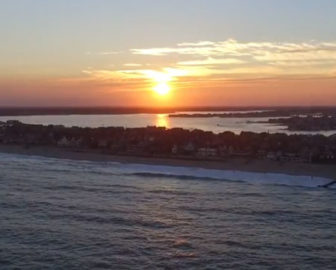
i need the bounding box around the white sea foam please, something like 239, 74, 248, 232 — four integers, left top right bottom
114, 163, 336, 188
0, 152, 335, 188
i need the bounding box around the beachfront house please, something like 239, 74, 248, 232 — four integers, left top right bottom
197, 147, 218, 157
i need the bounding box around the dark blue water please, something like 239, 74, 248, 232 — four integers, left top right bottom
0, 153, 335, 269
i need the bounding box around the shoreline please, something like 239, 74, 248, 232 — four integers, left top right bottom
0, 144, 335, 181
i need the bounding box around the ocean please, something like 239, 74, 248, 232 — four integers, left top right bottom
1, 153, 336, 269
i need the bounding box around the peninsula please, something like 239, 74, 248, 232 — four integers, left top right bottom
0, 120, 335, 180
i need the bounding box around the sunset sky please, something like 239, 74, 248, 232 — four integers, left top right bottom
1, 0, 336, 107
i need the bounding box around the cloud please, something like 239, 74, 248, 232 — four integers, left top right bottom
82, 67, 188, 84
124, 63, 143, 67
83, 39, 336, 88
131, 39, 336, 60
178, 57, 245, 66
255, 50, 336, 61
130, 39, 336, 79
86, 51, 121, 56
177, 41, 216, 47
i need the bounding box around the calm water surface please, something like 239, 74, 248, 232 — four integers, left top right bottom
1, 113, 336, 135
1, 153, 336, 269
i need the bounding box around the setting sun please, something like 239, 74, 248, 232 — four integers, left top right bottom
143, 68, 187, 97
153, 82, 170, 95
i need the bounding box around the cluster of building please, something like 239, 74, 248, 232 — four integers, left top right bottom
0, 120, 335, 164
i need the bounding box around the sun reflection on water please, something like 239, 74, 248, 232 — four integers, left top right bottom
156, 114, 170, 128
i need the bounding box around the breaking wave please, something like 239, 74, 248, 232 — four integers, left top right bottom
0, 152, 334, 188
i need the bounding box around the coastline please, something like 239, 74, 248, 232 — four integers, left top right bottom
0, 144, 335, 181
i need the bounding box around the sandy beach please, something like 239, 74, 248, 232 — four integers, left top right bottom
0, 144, 335, 180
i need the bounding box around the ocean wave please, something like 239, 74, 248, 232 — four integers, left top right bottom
119, 163, 335, 189
0, 152, 335, 189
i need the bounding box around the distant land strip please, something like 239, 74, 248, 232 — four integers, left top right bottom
0, 106, 335, 116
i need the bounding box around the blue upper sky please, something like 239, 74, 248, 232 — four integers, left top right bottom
1, 0, 335, 52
